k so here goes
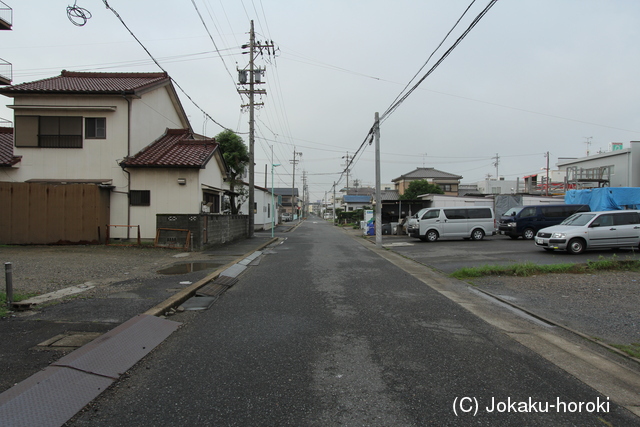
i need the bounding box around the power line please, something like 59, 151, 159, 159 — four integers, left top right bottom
381, 0, 498, 123
190, 0, 241, 98
385, 0, 478, 114
327, 0, 498, 195
99, 0, 234, 132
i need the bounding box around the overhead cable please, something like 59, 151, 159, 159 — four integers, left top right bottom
190, 0, 242, 102
381, 0, 498, 123
100, 0, 233, 131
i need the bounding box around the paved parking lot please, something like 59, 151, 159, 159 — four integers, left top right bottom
381, 233, 640, 274
358, 230, 640, 349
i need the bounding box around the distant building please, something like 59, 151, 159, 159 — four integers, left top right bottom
272, 187, 299, 217
392, 167, 462, 196
557, 141, 640, 188
343, 194, 371, 211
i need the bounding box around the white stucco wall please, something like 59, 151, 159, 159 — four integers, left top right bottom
9, 95, 129, 185
129, 87, 188, 154
128, 168, 202, 238
239, 188, 275, 231
2, 84, 204, 240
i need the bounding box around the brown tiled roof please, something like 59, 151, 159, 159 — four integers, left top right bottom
0, 127, 21, 167
121, 129, 219, 168
392, 167, 462, 182
0, 70, 170, 95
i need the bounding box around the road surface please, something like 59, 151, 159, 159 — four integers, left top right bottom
69, 220, 638, 426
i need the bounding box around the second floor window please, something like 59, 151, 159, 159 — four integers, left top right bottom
39, 116, 82, 148
85, 117, 106, 139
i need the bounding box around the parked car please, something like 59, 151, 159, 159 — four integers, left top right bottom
281, 212, 292, 222
534, 210, 640, 254
498, 204, 590, 240
407, 206, 496, 242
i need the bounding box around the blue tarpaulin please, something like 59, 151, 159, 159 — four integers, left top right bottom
565, 187, 640, 211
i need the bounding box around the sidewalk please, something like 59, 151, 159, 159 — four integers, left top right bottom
0, 232, 279, 426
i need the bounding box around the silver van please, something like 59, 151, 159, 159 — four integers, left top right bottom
408, 207, 496, 242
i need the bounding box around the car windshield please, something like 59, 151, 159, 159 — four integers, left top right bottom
561, 213, 595, 226
413, 208, 428, 219
503, 207, 522, 216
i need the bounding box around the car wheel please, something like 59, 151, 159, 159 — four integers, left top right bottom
426, 230, 439, 242
522, 228, 535, 240
471, 228, 485, 241
567, 238, 586, 255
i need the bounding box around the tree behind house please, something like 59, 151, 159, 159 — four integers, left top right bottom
400, 180, 444, 200
216, 130, 249, 214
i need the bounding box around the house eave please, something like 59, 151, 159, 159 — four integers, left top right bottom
8, 105, 117, 112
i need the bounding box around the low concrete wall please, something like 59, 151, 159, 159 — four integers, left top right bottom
156, 214, 249, 250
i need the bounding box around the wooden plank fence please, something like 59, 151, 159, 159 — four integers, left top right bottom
0, 182, 110, 244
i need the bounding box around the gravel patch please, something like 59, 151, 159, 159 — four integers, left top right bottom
469, 271, 640, 346
0, 245, 203, 298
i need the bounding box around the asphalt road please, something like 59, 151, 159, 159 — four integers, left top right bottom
68, 220, 637, 426
384, 233, 640, 274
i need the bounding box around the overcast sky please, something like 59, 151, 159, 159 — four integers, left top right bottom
3, 1, 640, 202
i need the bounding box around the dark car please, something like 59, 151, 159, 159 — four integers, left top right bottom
498, 204, 590, 240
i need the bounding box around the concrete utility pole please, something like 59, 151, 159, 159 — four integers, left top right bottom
545, 151, 550, 196
302, 170, 307, 218
493, 153, 499, 179
290, 149, 302, 220
333, 182, 336, 226
342, 152, 351, 191
374, 112, 382, 248
238, 20, 273, 237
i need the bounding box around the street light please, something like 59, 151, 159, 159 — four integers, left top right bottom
271, 163, 281, 238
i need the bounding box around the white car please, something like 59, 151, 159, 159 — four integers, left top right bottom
281, 212, 292, 222
534, 210, 640, 254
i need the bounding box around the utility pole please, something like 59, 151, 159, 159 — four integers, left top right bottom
545, 151, 550, 196
493, 153, 500, 179
342, 152, 351, 191
238, 20, 274, 237
333, 182, 336, 226
324, 190, 327, 218
584, 136, 592, 156
302, 170, 308, 219
290, 148, 302, 220
374, 112, 382, 248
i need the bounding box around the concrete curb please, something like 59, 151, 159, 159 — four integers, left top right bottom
472, 286, 640, 366
143, 237, 280, 317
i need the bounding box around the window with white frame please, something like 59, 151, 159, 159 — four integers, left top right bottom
85, 117, 106, 139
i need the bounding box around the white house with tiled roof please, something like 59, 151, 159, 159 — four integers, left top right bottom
392, 167, 463, 196
0, 70, 231, 239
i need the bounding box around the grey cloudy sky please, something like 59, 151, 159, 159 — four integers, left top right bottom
3, 1, 640, 201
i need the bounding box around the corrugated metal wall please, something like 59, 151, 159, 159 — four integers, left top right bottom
0, 182, 110, 244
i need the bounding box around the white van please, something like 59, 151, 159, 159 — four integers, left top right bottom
407, 207, 496, 242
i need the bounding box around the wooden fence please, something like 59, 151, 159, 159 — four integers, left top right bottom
0, 182, 110, 244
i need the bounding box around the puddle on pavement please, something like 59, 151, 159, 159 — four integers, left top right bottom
157, 262, 224, 275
